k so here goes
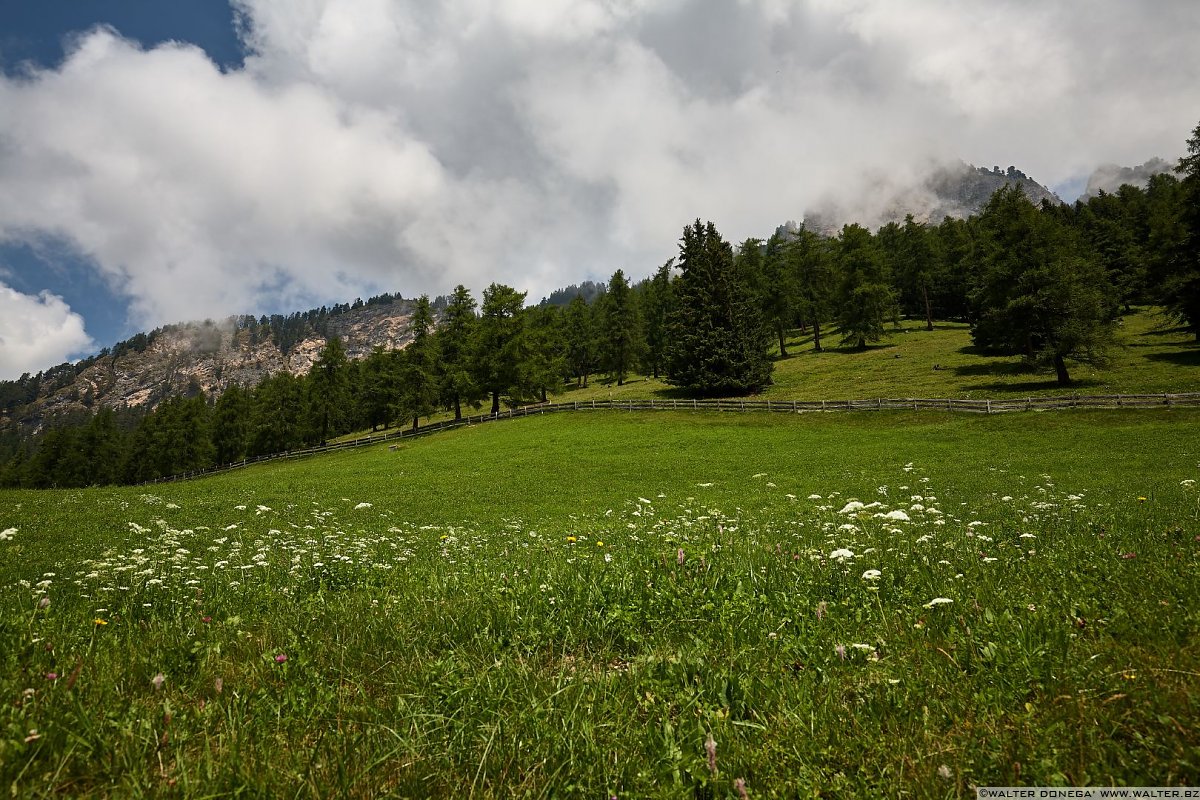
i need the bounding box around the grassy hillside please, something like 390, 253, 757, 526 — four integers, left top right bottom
552, 307, 1200, 405
3, 410, 1199, 796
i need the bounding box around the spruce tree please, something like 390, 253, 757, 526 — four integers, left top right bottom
598, 269, 644, 386
664, 220, 772, 395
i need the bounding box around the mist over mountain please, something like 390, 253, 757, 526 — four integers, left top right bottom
800, 160, 1061, 235
1082, 157, 1175, 199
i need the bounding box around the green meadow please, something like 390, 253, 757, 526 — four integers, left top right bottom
550, 307, 1200, 403
3, 409, 1200, 797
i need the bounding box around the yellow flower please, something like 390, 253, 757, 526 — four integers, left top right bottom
596, 541, 604, 547
94, 618, 108, 626
566, 536, 577, 543
1137, 496, 1147, 503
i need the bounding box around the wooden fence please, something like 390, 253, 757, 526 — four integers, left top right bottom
145, 392, 1200, 485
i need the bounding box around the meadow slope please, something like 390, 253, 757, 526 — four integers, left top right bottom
2, 410, 1199, 797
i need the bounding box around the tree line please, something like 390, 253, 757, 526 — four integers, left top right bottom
3, 119, 1198, 489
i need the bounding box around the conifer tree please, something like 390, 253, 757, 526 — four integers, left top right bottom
598, 269, 644, 386
523, 304, 567, 402
835, 224, 896, 349
397, 295, 439, 429
436, 285, 481, 420
361, 346, 400, 430
971, 184, 1115, 384
788, 228, 836, 352
1165, 119, 1200, 338
474, 283, 531, 414
758, 234, 797, 356
563, 295, 598, 387
664, 220, 772, 395
309, 337, 350, 444
640, 260, 675, 378
212, 384, 252, 463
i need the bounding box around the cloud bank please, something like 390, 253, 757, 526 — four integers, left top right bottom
0, 284, 94, 380
0, 0, 1197, 341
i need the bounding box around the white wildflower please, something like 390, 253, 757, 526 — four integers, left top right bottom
0, 527, 16, 541
881, 510, 910, 522
353, 502, 373, 510
861, 569, 882, 580
829, 548, 855, 560
839, 501, 865, 514
924, 597, 953, 608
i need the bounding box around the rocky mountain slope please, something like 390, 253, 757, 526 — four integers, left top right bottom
1, 297, 415, 433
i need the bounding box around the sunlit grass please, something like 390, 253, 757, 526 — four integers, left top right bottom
3, 410, 1199, 796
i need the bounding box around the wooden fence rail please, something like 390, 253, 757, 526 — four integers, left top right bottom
144, 392, 1200, 485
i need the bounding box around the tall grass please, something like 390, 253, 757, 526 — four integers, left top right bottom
2, 410, 1199, 796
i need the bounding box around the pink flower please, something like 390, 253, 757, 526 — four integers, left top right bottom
704, 732, 717, 776
38, 597, 50, 609
275, 653, 288, 664
151, 673, 165, 690
676, 548, 685, 566
1121, 552, 1137, 560
816, 601, 827, 621
835, 644, 847, 661
201, 616, 212, 624
45, 672, 58, 681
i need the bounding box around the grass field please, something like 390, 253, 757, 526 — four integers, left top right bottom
3, 409, 1200, 797
559, 307, 1200, 403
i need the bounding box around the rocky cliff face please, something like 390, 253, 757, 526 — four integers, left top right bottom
3, 299, 415, 432
801, 160, 1061, 235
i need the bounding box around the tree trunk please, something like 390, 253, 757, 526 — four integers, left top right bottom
540, 386, 547, 403
412, 416, 419, 431
1053, 353, 1071, 385
812, 320, 823, 352
777, 326, 788, 358
922, 283, 933, 332
453, 396, 462, 421
491, 391, 500, 415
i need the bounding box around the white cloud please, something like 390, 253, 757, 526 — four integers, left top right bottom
0, 0, 1197, 341
0, 284, 94, 380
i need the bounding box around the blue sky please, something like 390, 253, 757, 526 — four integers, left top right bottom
0, 1, 244, 360
1, 1, 1198, 381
